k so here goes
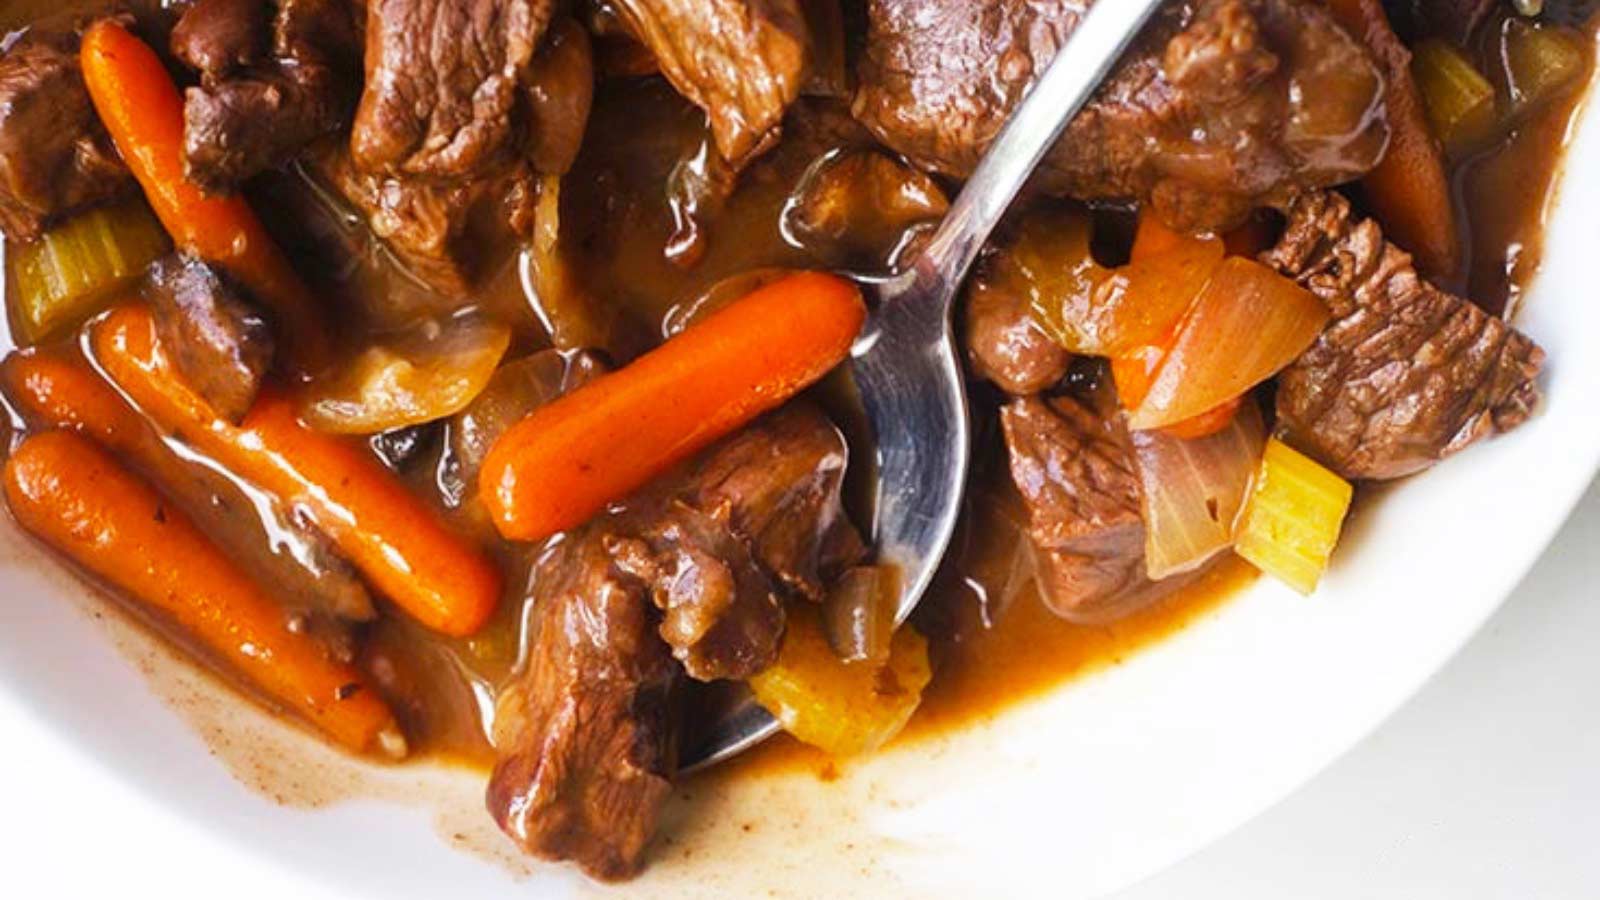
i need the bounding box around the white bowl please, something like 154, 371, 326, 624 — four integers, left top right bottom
3, 82, 1599, 900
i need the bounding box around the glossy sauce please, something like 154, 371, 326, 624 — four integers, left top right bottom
0, 8, 1593, 785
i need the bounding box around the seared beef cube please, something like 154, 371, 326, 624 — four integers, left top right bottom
853, 0, 1390, 233
487, 527, 680, 881
1001, 395, 1176, 622
145, 255, 275, 422
352, 0, 554, 178
183, 65, 350, 193
174, 0, 362, 192
170, 0, 270, 78
682, 404, 865, 603
609, 502, 786, 680
0, 30, 133, 243
963, 260, 1072, 396
605, 0, 809, 166
307, 143, 536, 297
1264, 191, 1544, 480
607, 404, 863, 680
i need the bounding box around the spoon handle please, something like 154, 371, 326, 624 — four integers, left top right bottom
911, 0, 1170, 302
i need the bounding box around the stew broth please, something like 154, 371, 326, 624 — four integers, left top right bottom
0, 2, 1593, 788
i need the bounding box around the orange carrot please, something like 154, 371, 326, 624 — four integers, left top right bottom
79, 20, 329, 375
481, 271, 866, 542
4, 430, 402, 755
0, 349, 145, 446
1324, 0, 1460, 280
90, 306, 502, 637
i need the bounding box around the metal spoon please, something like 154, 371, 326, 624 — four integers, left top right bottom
682, 0, 1171, 769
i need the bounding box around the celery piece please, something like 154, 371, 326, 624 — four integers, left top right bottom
1502, 19, 1587, 115
1234, 438, 1354, 596
7, 200, 170, 344
749, 605, 930, 757
1411, 39, 1497, 156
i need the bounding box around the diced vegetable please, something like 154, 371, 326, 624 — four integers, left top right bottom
749, 605, 931, 757
1127, 257, 1329, 431
1234, 438, 1355, 595
1021, 209, 1222, 356
1131, 399, 1266, 580
91, 306, 503, 637
301, 318, 512, 434
481, 271, 865, 543
822, 565, 898, 665
7, 200, 169, 343
1411, 39, 1497, 154
3, 430, 403, 756
1501, 19, 1587, 115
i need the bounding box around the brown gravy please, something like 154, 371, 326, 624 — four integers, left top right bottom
0, 3, 1593, 797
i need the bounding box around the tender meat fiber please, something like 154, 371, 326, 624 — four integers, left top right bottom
0, 29, 133, 243
487, 528, 680, 881
964, 261, 1072, 396
171, 0, 269, 76
486, 404, 860, 873
352, 0, 554, 178
854, 0, 1390, 232
1001, 394, 1175, 622
1264, 191, 1544, 480
145, 255, 276, 423
307, 143, 536, 296
606, 0, 810, 166
609, 502, 786, 680
174, 0, 362, 192
680, 404, 864, 604
606, 404, 863, 679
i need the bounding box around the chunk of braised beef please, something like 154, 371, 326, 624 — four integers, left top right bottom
174, 0, 362, 192
1001, 394, 1179, 623
608, 501, 786, 681
170, 0, 269, 78
0, 28, 133, 243
605, 0, 810, 167
145, 255, 275, 423
681, 404, 865, 604
853, 0, 1390, 233
487, 527, 680, 881
1264, 191, 1545, 481
305, 142, 537, 297
352, 0, 555, 178
964, 259, 1072, 396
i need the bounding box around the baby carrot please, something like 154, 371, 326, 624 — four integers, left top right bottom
0, 349, 146, 445
480, 271, 866, 542
90, 306, 502, 637
4, 431, 402, 756
79, 19, 329, 375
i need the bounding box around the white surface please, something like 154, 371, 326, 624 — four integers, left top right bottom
3, 481, 1595, 900
1118, 477, 1600, 899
